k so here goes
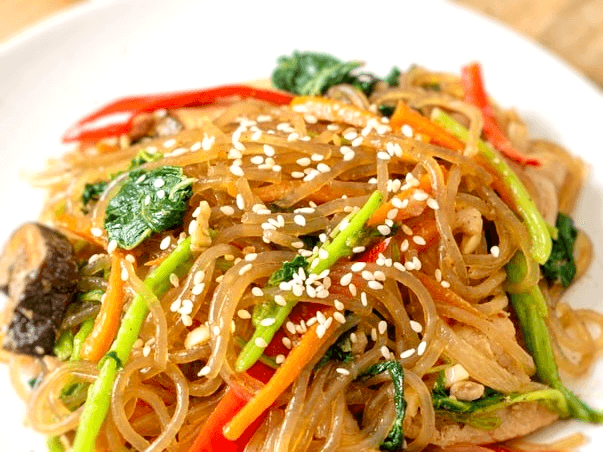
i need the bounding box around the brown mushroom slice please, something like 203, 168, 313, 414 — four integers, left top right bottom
432, 401, 558, 447
0, 223, 79, 356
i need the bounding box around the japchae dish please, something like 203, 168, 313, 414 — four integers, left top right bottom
0, 51, 601, 452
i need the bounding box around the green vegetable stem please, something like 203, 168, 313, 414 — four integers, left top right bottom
72, 237, 193, 452
432, 109, 552, 265
235, 190, 383, 372
506, 252, 603, 423
542, 213, 578, 287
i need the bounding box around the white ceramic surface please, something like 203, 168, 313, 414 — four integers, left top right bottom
0, 0, 602, 450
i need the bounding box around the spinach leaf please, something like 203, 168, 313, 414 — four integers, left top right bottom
272, 51, 362, 96
360, 361, 405, 451
541, 213, 577, 287
431, 371, 570, 429
316, 329, 354, 369
266, 255, 308, 287
384, 66, 401, 87
82, 182, 108, 206
104, 166, 193, 249
378, 105, 396, 118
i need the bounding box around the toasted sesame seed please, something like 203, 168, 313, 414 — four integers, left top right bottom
417, 341, 427, 356
374, 270, 386, 281
381, 346, 392, 360
360, 292, 368, 306
441, 280, 451, 288
90, 227, 103, 237
361, 270, 375, 281
377, 225, 391, 236
413, 236, 427, 246
260, 318, 276, 327
251, 286, 263, 298
334, 299, 345, 311
368, 280, 383, 290
274, 295, 287, 306
293, 215, 306, 226
107, 240, 118, 254
377, 151, 391, 161
401, 224, 413, 235
275, 354, 286, 364
349, 283, 357, 296
400, 348, 416, 359
490, 246, 501, 258
410, 320, 423, 333
238, 263, 252, 276
263, 144, 275, 157
351, 262, 366, 272
237, 309, 251, 319
255, 337, 268, 348
378, 320, 387, 335
427, 197, 440, 210
282, 337, 292, 349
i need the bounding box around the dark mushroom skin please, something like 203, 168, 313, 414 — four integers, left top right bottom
0, 223, 79, 356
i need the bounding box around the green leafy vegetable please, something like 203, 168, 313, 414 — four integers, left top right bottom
384, 66, 401, 87
378, 105, 396, 117
506, 252, 603, 423
431, 371, 568, 429
104, 166, 193, 249
316, 329, 354, 369
542, 213, 577, 287
360, 361, 405, 451
81, 182, 108, 206
272, 51, 403, 98
272, 51, 362, 96
267, 255, 308, 287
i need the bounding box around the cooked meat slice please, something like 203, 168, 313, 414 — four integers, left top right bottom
0, 223, 79, 355
432, 401, 558, 447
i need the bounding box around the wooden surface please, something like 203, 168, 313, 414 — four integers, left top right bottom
1, 0, 602, 88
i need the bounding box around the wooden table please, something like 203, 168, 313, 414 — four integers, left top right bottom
1, 0, 602, 88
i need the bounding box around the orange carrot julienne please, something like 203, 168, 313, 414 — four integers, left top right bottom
390, 101, 464, 151
224, 307, 337, 441
80, 252, 127, 362
367, 173, 433, 227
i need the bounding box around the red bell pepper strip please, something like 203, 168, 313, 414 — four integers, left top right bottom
62, 85, 294, 143
461, 63, 540, 166
187, 302, 325, 452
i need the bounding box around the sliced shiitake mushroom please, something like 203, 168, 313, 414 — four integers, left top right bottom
0, 223, 79, 356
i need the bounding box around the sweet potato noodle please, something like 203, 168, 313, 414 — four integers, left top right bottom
1, 66, 601, 452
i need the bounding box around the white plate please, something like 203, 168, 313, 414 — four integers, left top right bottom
1, 0, 602, 450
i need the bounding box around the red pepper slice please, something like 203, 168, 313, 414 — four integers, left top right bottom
63, 85, 294, 143
187, 302, 325, 452
461, 63, 540, 166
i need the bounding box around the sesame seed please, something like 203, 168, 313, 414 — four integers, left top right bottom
349, 283, 357, 296
334, 299, 345, 311
293, 215, 306, 226
340, 273, 353, 286
360, 292, 368, 306
343, 151, 356, 161
417, 341, 427, 356
160, 236, 171, 250
413, 190, 429, 201
351, 137, 363, 147
239, 263, 252, 275
373, 270, 386, 281
90, 227, 103, 237
230, 164, 244, 177
316, 324, 326, 339
255, 337, 268, 348
386, 208, 399, 220
413, 236, 426, 246
427, 198, 440, 210
282, 337, 292, 349
188, 220, 198, 236
163, 139, 176, 148
352, 246, 366, 253
336, 367, 351, 376
237, 309, 251, 319
378, 320, 387, 335
350, 332, 358, 343
343, 131, 357, 140
490, 246, 501, 258
361, 270, 375, 281
334, 312, 346, 324
245, 253, 257, 262
311, 153, 324, 162
274, 295, 287, 306
401, 124, 414, 137
318, 249, 329, 260
260, 318, 276, 327
400, 349, 416, 359
153, 178, 165, 188
381, 345, 392, 360
251, 287, 263, 297
107, 240, 118, 254
368, 280, 384, 290
351, 262, 366, 272
220, 206, 235, 216
264, 144, 275, 157
121, 266, 129, 282
400, 239, 409, 252
317, 163, 331, 173
441, 280, 451, 288
377, 151, 391, 160
275, 354, 286, 364
236, 194, 245, 210
377, 225, 391, 236
401, 224, 413, 235
410, 320, 423, 333
327, 124, 340, 131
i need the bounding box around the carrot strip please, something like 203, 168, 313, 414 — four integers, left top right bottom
224, 308, 337, 441
80, 253, 126, 362
389, 101, 464, 151
414, 272, 483, 316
